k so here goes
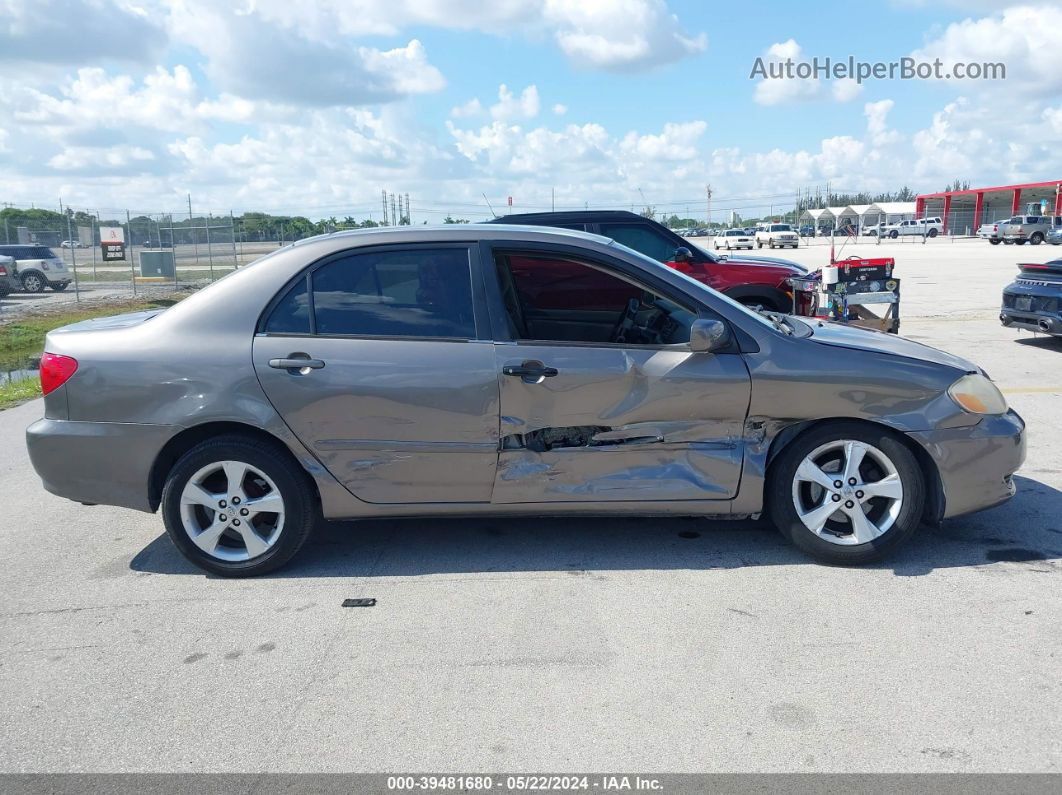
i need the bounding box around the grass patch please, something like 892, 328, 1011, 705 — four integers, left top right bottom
0, 376, 41, 410
0, 297, 181, 371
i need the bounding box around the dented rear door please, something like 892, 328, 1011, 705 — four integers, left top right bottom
493, 344, 751, 503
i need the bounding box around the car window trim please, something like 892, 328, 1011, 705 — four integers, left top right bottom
255, 241, 489, 341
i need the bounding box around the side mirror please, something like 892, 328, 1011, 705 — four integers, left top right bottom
689, 318, 731, 353
673, 246, 693, 263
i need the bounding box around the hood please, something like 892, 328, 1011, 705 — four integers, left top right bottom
50, 309, 165, 335
806, 320, 976, 372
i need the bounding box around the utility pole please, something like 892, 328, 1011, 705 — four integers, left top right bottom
126, 209, 137, 296
381, 190, 389, 226
65, 208, 80, 302
706, 184, 712, 225
188, 194, 199, 266
404, 193, 410, 225
551, 187, 555, 212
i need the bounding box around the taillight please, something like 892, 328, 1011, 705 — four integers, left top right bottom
0, 265, 6, 276
40, 353, 78, 395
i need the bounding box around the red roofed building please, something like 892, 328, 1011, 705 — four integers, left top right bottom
916, 181, 1062, 235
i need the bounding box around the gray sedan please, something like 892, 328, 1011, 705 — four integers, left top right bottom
27, 226, 1025, 576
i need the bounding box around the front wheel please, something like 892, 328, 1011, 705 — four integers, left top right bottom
20, 272, 46, 293
990, 238, 1001, 245
767, 423, 925, 565
889, 230, 898, 239
1031, 233, 1043, 245
928, 228, 938, 238
50, 282, 69, 292
161, 435, 319, 576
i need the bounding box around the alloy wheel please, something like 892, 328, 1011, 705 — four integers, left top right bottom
179, 460, 285, 561
790, 440, 903, 546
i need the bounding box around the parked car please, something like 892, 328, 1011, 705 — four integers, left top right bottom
755, 223, 800, 249
799, 225, 815, 238
0, 244, 72, 292
59, 240, 84, 249
27, 225, 1025, 575
988, 219, 1010, 245
490, 210, 806, 312
881, 217, 943, 239
1001, 259, 1062, 337
976, 222, 997, 240
1048, 226, 1062, 245
714, 229, 754, 250
0, 255, 18, 297
1002, 215, 1059, 245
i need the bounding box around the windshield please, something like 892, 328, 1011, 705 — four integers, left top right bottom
770, 224, 791, 232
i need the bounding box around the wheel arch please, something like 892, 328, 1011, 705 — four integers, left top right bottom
148, 421, 320, 512
723, 285, 792, 312
763, 417, 944, 525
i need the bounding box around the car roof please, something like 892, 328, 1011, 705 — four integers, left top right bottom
287, 223, 616, 250
486, 209, 650, 225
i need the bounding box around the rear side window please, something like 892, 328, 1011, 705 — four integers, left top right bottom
597, 223, 676, 263
312, 248, 475, 338
263, 277, 310, 334
0, 246, 54, 259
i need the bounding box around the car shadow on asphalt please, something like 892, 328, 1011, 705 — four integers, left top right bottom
129, 475, 1062, 579
1013, 335, 1062, 351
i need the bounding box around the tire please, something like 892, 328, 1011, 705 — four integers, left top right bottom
766, 422, 925, 565
20, 271, 46, 293
989, 238, 1001, 245
928, 228, 938, 238
889, 230, 898, 239
1031, 233, 1043, 245
757, 241, 763, 248
1003, 240, 1014, 245
161, 434, 319, 576
50, 282, 69, 292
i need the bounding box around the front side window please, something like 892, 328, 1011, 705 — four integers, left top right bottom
262, 247, 476, 339
596, 223, 677, 263
494, 252, 694, 346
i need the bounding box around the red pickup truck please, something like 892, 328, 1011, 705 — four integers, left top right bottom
490, 210, 806, 312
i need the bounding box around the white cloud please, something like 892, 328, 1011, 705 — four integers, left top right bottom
450, 98, 483, 118
490, 85, 540, 121
911, 5, 1061, 95
752, 40, 862, 105
552, 103, 568, 115
48, 144, 155, 172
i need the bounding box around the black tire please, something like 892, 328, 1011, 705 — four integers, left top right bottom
766, 422, 925, 565
989, 238, 1001, 245
1031, 233, 1043, 245
927, 228, 938, 238
889, 230, 898, 239
20, 271, 46, 293
50, 282, 69, 291
161, 434, 319, 576
1003, 240, 1014, 245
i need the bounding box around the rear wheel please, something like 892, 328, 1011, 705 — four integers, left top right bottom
927, 228, 938, 238
50, 282, 69, 291
767, 422, 925, 565
20, 272, 45, 293
889, 230, 898, 239
161, 435, 319, 576
1031, 233, 1044, 245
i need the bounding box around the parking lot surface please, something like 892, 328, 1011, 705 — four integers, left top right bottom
1, 237, 1060, 772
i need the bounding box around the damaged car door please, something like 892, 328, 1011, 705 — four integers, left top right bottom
485, 245, 752, 504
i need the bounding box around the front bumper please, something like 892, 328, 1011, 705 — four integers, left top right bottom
907, 410, 1026, 520
27, 418, 176, 513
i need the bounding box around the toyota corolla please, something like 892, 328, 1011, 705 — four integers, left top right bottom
26, 226, 1025, 576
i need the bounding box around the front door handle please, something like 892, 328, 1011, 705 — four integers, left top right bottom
502, 361, 558, 383
269, 354, 325, 372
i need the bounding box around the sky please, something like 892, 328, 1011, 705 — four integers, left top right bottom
0, 0, 1060, 222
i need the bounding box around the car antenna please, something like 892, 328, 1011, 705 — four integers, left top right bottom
482, 193, 498, 218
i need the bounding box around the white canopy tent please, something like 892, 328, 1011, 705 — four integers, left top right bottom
866, 202, 917, 225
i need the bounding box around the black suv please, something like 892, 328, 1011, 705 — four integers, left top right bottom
1001, 259, 1062, 337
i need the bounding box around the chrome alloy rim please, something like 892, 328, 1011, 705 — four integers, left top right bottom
791, 440, 903, 546
180, 461, 285, 561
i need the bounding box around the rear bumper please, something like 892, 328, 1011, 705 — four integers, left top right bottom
26, 418, 176, 513
907, 410, 1026, 520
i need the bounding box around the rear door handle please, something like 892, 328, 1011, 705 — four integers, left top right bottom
269, 355, 325, 371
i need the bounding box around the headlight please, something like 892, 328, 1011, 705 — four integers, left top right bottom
947, 373, 1007, 415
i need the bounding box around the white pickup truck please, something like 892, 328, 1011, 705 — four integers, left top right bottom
755, 223, 800, 249
881, 216, 943, 238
